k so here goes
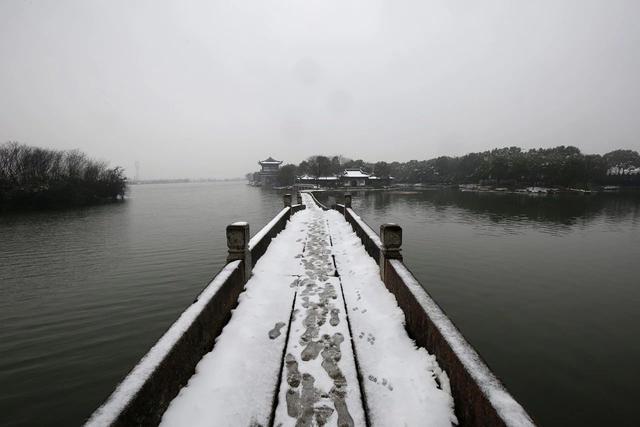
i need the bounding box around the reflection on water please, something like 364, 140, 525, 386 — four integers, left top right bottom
321, 189, 640, 228
0, 182, 283, 427
317, 189, 640, 427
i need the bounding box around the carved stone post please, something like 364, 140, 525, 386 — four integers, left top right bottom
344, 193, 352, 217
227, 222, 251, 283
283, 193, 292, 219
380, 223, 402, 282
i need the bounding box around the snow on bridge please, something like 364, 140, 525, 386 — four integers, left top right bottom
159, 193, 456, 427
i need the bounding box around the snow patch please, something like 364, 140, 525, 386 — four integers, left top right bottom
327, 209, 457, 426
345, 208, 382, 249
248, 207, 290, 250
160, 209, 311, 427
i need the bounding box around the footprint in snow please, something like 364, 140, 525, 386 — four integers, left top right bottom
268, 322, 286, 339
368, 375, 394, 391
367, 333, 375, 345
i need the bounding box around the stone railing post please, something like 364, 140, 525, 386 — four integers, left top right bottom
296, 192, 302, 205
344, 193, 352, 217
283, 194, 292, 219
380, 223, 402, 281
226, 222, 251, 283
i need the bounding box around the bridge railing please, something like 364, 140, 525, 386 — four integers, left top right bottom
326, 193, 535, 427
86, 195, 305, 427
307, 190, 331, 210
248, 200, 305, 267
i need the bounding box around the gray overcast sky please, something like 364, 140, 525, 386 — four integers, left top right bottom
1, 0, 639, 179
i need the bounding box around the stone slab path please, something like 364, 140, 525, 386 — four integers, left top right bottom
273, 202, 365, 426
160, 194, 456, 427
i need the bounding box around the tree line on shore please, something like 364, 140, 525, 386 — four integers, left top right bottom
0, 142, 127, 210
267, 146, 640, 188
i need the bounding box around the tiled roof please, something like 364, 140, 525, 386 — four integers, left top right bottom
297, 175, 338, 180
342, 169, 369, 178
260, 156, 282, 164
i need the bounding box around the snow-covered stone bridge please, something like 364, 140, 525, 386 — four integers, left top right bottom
160, 193, 456, 426
87, 193, 534, 427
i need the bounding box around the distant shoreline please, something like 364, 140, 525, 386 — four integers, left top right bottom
0, 195, 126, 214
129, 178, 245, 185
299, 182, 640, 194
1, 143, 127, 213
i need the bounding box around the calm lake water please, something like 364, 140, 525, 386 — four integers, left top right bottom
1, 182, 639, 426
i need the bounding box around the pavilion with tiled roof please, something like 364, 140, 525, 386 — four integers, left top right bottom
257, 156, 282, 186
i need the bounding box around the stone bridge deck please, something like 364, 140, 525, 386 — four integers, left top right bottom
158, 194, 456, 427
